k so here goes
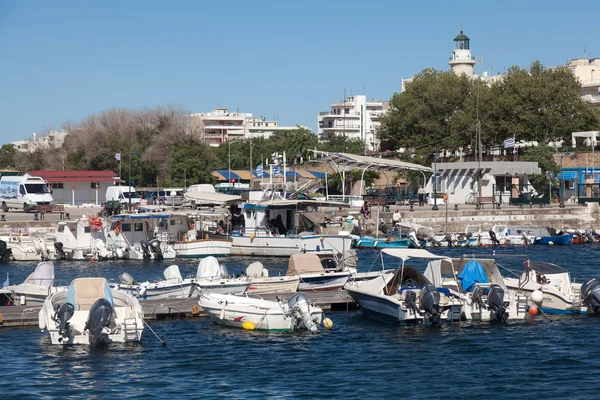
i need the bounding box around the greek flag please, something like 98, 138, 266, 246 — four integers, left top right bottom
115, 152, 121, 161
255, 164, 263, 178
503, 136, 515, 149
2, 273, 8, 288
273, 164, 281, 177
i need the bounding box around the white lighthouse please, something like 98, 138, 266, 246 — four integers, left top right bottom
449, 30, 476, 77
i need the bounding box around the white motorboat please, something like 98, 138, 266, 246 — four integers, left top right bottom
39, 277, 144, 347
244, 261, 299, 294
3, 225, 57, 261
423, 254, 528, 322
198, 292, 323, 332
286, 253, 350, 291
230, 200, 353, 258
0, 261, 66, 306
173, 212, 232, 257
193, 257, 250, 295
47, 217, 113, 261
504, 260, 587, 315
114, 265, 196, 300
106, 213, 177, 260
346, 249, 456, 326
478, 225, 532, 246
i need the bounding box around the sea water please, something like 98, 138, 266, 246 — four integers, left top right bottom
1, 246, 600, 399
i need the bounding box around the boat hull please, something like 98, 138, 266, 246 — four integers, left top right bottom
347, 288, 421, 324
115, 282, 196, 300
230, 235, 352, 257
534, 234, 572, 246
193, 281, 250, 295
247, 276, 299, 294
298, 272, 350, 291
174, 239, 232, 258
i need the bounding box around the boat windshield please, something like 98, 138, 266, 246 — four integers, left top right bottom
529, 261, 567, 274
25, 184, 50, 194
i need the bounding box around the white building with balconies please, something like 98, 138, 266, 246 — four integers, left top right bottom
568, 58, 600, 108
10, 130, 68, 153
317, 95, 388, 151
190, 108, 310, 146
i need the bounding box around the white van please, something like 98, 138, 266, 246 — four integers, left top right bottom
0, 175, 54, 213
105, 186, 141, 206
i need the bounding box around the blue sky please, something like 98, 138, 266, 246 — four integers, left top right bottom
1, 0, 598, 143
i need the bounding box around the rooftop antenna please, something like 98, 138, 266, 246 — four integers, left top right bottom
584, 46, 588, 59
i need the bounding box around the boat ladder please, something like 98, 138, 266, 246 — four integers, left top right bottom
516, 295, 528, 315
571, 287, 582, 308
450, 302, 462, 324
123, 318, 139, 341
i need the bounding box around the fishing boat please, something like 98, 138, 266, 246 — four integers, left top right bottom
114, 265, 196, 300
346, 249, 454, 326
193, 256, 250, 295
39, 277, 144, 347
47, 216, 113, 261
173, 212, 232, 258
198, 292, 323, 332
285, 253, 350, 291
477, 225, 532, 246
245, 261, 299, 294
2, 225, 56, 261
504, 260, 586, 315
230, 199, 353, 258
0, 261, 66, 306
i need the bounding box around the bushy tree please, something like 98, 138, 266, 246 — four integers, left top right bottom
169, 136, 217, 185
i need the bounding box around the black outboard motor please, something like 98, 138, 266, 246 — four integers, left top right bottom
419, 284, 443, 327
487, 284, 509, 322
54, 242, 66, 260
54, 302, 75, 340
0, 240, 13, 262
489, 230, 500, 246
581, 278, 600, 314
85, 298, 113, 348
148, 239, 163, 261
140, 240, 152, 260
444, 234, 453, 247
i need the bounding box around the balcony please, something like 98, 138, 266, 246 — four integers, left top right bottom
581, 79, 600, 88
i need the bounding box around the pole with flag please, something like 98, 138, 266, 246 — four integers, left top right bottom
115, 152, 122, 185
503, 136, 515, 161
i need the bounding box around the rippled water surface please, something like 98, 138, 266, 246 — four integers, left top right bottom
2, 246, 600, 399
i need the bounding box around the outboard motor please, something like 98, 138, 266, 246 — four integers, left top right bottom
489, 230, 500, 246
287, 293, 319, 333
427, 233, 442, 247
419, 284, 443, 327
487, 284, 509, 322
148, 239, 164, 261
119, 272, 134, 286
471, 285, 485, 309
85, 298, 114, 347
54, 242, 66, 260
0, 240, 13, 262
581, 278, 600, 314
444, 234, 453, 247
54, 302, 75, 340
408, 231, 421, 249
140, 240, 152, 260
585, 229, 596, 243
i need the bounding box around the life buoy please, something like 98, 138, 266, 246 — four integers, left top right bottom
88, 216, 103, 231
114, 221, 121, 235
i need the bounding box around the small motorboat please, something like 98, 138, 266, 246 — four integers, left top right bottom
286, 253, 350, 291
245, 262, 299, 294
114, 265, 196, 300
193, 257, 250, 295
198, 292, 323, 332
0, 261, 66, 306
39, 277, 144, 347
532, 228, 572, 246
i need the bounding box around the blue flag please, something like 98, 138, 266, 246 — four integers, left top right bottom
256, 164, 263, 177
273, 164, 281, 177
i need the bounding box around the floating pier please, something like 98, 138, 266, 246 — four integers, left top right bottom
0, 290, 356, 328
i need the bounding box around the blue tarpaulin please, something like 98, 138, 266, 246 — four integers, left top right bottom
458, 260, 489, 292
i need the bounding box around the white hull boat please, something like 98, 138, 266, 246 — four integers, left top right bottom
286, 253, 350, 291
0, 262, 66, 306
245, 261, 299, 294
174, 237, 232, 258
231, 234, 352, 258
39, 277, 144, 346
193, 256, 250, 295
114, 265, 196, 300
199, 292, 323, 331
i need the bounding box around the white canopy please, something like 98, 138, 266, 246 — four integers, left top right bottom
24, 261, 54, 286
382, 248, 450, 261
318, 152, 433, 172
197, 256, 222, 280
163, 265, 183, 282
185, 191, 241, 205
246, 261, 265, 278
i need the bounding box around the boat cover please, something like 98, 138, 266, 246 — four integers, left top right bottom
197, 256, 221, 279
66, 278, 114, 311
246, 262, 264, 278
458, 260, 489, 292
164, 265, 183, 282
286, 253, 324, 276
339, 250, 358, 271
24, 261, 54, 286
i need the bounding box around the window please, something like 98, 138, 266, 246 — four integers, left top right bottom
122, 223, 131, 232
84, 226, 91, 233
19, 185, 25, 195
170, 219, 176, 226
90, 182, 99, 189
345, 109, 350, 114
53, 183, 64, 189
134, 223, 143, 232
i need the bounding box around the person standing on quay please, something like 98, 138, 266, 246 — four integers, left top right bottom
418, 186, 426, 206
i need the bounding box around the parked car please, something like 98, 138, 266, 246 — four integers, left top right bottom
149, 190, 184, 206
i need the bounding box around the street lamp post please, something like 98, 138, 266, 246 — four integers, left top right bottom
128, 148, 137, 212
432, 150, 439, 211
559, 152, 565, 208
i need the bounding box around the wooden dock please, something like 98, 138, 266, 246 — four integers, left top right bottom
0, 290, 356, 328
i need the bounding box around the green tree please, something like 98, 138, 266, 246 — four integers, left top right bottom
0, 144, 17, 169
169, 136, 217, 185
319, 135, 367, 154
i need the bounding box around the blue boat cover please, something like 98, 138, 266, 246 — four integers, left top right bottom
458, 260, 489, 292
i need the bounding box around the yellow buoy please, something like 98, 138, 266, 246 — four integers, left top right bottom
191, 305, 199, 315
323, 317, 333, 329
548, 241, 554, 246
242, 321, 256, 330
250, 233, 255, 241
